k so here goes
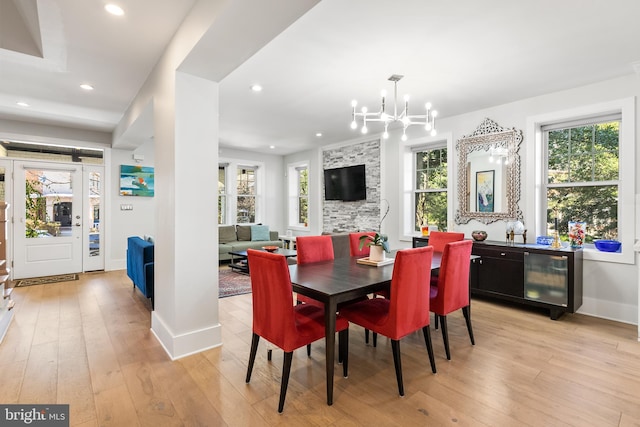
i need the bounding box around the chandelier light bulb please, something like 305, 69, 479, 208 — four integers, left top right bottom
402, 117, 410, 126
361, 106, 368, 114
383, 131, 389, 139
403, 94, 410, 102
351, 100, 358, 107
350, 120, 357, 129
380, 112, 389, 121
361, 125, 368, 134
432, 110, 438, 118
425, 102, 432, 109
425, 123, 432, 131
430, 129, 437, 137
401, 133, 408, 142
380, 90, 387, 98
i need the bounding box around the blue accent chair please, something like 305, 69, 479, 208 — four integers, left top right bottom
126, 236, 154, 308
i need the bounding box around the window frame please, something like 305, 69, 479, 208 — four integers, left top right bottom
526, 97, 635, 264
287, 161, 309, 230
218, 164, 227, 225
218, 158, 265, 225
399, 133, 454, 241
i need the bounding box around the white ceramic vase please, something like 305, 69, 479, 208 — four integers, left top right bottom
369, 245, 385, 262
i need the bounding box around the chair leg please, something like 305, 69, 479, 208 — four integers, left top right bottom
278, 352, 294, 413
246, 333, 260, 383
339, 329, 349, 377
267, 349, 272, 361
307, 344, 311, 357
373, 332, 377, 348
391, 339, 404, 396
434, 313, 439, 330
440, 315, 451, 360
365, 329, 369, 344
462, 305, 475, 345
422, 326, 437, 374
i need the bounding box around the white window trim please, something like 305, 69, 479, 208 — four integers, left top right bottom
399, 132, 454, 242
526, 97, 635, 264
219, 157, 265, 225
287, 160, 309, 230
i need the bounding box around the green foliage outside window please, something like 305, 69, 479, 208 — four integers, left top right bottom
415, 148, 448, 232
547, 121, 619, 242
298, 168, 308, 225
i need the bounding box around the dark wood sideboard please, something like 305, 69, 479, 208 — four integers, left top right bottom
412, 237, 583, 320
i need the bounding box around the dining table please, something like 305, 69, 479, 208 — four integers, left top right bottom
288, 252, 444, 405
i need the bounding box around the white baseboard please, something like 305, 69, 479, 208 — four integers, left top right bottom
151, 311, 222, 360
577, 296, 637, 325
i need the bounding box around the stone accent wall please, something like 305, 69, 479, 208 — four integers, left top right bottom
322, 139, 380, 233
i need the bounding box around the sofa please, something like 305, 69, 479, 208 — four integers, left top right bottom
127, 236, 154, 307
219, 224, 283, 261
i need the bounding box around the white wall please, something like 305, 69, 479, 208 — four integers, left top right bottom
108, 140, 156, 270
322, 74, 638, 324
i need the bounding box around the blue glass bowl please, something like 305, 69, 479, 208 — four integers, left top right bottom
594, 240, 621, 252
536, 236, 554, 245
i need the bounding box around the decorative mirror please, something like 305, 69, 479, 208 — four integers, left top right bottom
455, 118, 523, 225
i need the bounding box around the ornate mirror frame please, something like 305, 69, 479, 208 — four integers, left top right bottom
455, 118, 523, 225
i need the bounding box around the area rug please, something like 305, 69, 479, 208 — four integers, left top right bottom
15, 273, 79, 287
219, 269, 252, 298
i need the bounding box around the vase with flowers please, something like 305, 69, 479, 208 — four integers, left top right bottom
568, 221, 586, 248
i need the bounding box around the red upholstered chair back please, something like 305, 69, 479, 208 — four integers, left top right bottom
431, 240, 473, 315
247, 249, 300, 352
428, 231, 465, 253
296, 235, 334, 264
349, 232, 376, 257
384, 246, 434, 340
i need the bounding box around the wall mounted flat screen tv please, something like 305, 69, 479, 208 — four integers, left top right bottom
323, 164, 366, 201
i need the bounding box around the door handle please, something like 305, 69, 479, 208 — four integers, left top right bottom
75, 222, 81, 227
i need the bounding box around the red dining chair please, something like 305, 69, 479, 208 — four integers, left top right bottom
294, 235, 334, 355
430, 239, 475, 360
295, 235, 334, 308
339, 246, 437, 396
427, 231, 465, 329
348, 231, 376, 257
245, 249, 349, 413
427, 231, 465, 253
350, 231, 385, 346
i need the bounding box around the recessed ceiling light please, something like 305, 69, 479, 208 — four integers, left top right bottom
269, 145, 275, 149
250, 84, 262, 92
80, 84, 94, 91
105, 4, 124, 16
16, 102, 29, 107
316, 133, 323, 137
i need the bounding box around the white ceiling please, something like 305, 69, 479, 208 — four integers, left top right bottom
1, 0, 639, 155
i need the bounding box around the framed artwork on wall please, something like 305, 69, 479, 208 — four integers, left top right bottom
476, 170, 494, 212
120, 165, 154, 197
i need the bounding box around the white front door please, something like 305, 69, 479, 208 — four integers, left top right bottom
12, 161, 83, 279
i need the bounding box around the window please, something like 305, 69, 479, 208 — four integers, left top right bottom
218, 165, 226, 224
236, 166, 256, 223
528, 97, 634, 263
288, 162, 309, 228
544, 117, 620, 243
414, 146, 448, 232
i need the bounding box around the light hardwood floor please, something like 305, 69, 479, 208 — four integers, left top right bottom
1, 270, 640, 426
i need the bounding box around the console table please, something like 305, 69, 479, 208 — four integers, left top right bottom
412, 237, 583, 320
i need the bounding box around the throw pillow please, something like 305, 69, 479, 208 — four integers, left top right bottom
251, 225, 270, 241
236, 225, 252, 241
219, 225, 237, 243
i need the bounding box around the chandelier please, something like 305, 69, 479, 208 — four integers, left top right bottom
350, 74, 437, 141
